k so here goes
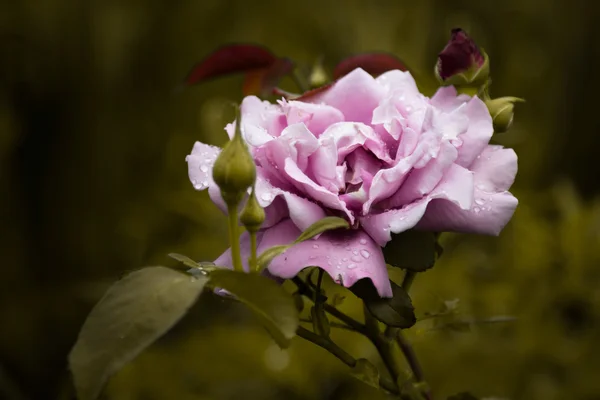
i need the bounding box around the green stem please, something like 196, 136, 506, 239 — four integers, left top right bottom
292, 277, 366, 333
227, 203, 243, 272
297, 326, 356, 367
401, 270, 417, 292
249, 231, 258, 271
296, 326, 399, 395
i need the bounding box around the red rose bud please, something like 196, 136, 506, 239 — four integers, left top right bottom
435, 28, 489, 87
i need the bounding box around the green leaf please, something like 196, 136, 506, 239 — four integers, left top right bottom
69, 266, 208, 400
352, 279, 416, 329
256, 244, 290, 271
350, 358, 380, 389
383, 230, 438, 272
294, 216, 349, 243
208, 269, 299, 348
168, 253, 200, 269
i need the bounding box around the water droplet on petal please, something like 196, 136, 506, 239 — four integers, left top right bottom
360, 250, 371, 259
475, 198, 485, 206
352, 250, 358, 255
309, 255, 317, 260
347, 264, 358, 270
312, 244, 319, 249
194, 183, 202, 190
261, 193, 273, 202
342, 257, 348, 262
473, 206, 481, 213
200, 165, 208, 173
327, 261, 332, 266
351, 255, 362, 263
359, 239, 367, 245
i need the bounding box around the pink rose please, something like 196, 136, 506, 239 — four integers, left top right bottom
186, 68, 518, 297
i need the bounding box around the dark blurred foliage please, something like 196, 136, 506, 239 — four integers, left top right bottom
1, 0, 600, 399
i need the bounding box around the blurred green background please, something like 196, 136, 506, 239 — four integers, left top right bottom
1, 0, 600, 399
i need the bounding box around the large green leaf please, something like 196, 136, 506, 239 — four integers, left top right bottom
294, 216, 349, 243
69, 266, 208, 400
208, 269, 299, 348
352, 279, 416, 329
383, 230, 438, 272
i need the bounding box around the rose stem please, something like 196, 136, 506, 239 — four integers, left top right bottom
227, 203, 243, 272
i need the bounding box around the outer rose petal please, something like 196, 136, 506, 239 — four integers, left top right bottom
307, 68, 386, 125
455, 96, 494, 167
415, 145, 519, 235
186, 141, 227, 211
260, 220, 393, 297
213, 220, 392, 297
361, 163, 474, 246
415, 191, 518, 235
469, 145, 518, 192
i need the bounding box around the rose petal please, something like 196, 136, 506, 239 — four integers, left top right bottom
375, 70, 420, 96
416, 191, 518, 235
345, 148, 382, 185
415, 145, 518, 235
259, 220, 393, 297
280, 100, 345, 136
261, 123, 320, 173
430, 86, 471, 112
361, 163, 473, 246
455, 96, 494, 167
469, 145, 518, 192
254, 171, 327, 231
283, 158, 354, 223
307, 68, 386, 125
380, 140, 458, 209
186, 141, 228, 211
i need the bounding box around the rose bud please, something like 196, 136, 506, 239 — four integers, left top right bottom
435, 28, 489, 87
212, 108, 256, 206
485, 96, 525, 133
240, 187, 266, 233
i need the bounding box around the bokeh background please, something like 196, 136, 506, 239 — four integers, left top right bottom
1, 0, 600, 399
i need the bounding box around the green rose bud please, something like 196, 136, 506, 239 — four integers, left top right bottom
485, 96, 525, 133
240, 187, 265, 233
212, 107, 256, 206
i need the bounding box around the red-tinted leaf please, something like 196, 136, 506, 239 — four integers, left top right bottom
242, 58, 295, 96
333, 53, 407, 79
184, 44, 277, 86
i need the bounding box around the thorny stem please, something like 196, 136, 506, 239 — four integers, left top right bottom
227, 203, 243, 272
